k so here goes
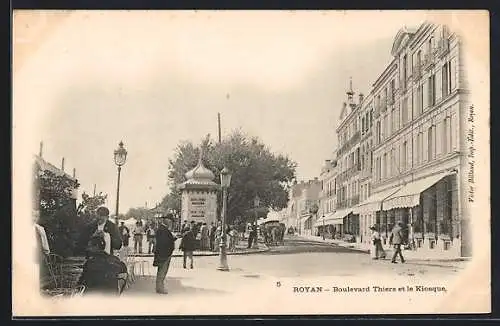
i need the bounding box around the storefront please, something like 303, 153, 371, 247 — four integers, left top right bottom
383, 171, 458, 253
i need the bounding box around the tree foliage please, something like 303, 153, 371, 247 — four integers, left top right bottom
34, 164, 81, 257
125, 206, 154, 222
163, 130, 297, 224
76, 191, 108, 220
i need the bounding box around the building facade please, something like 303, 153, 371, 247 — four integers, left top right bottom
334, 81, 363, 242
352, 22, 468, 257
286, 179, 321, 235
315, 159, 338, 237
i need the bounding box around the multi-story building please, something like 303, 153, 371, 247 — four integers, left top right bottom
334, 81, 363, 242
314, 159, 338, 237
286, 179, 321, 235
351, 22, 469, 257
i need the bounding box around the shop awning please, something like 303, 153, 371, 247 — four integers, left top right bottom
324, 209, 352, 225
352, 187, 403, 215
383, 171, 454, 211
313, 212, 335, 227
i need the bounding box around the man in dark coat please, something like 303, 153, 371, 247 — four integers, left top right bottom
77, 232, 128, 295
79, 207, 122, 256
153, 213, 176, 294
180, 225, 196, 269
118, 222, 130, 247
389, 221, 406, 264
209, 222, 217, 251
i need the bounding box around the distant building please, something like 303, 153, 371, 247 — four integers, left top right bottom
314, 159, 338, 237
286, 179, 321, 235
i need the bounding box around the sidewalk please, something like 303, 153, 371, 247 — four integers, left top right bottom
297, 234, 470, 264
128, 241, 269, 258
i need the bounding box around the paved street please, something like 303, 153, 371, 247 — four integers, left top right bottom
100, 235, 469, 315
123, 235, 465, 291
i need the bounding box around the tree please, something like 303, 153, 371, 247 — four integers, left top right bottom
34, 164, 81, 257
164, 130, 297, 224
76, 191, 108, 220
125, 207, 154, 222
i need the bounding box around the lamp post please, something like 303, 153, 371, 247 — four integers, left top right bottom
322, 215, 325, 240
113, 141, 128, 225
217, 166, 231, 271
253, 194, 260, 249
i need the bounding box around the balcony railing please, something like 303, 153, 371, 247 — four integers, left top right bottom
336, 195, 360, 209
337, 131, 360, 157
436, 38, 450, 58
423, 53, 435, 71
336, 166, 361, 184
413, 64, 422, 80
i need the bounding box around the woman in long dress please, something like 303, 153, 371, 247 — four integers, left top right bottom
370, 226, 386, 259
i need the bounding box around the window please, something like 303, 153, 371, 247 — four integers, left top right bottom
390, 79, 396, 102
403, 55, 407, 85
369, 109, 373, 127
428, 126, 435, 161
383, 153, 387, 179
428, 36, 434, 55
443, 117, 451, 154
376, 121, 381, 144
383, 115, 388, 139
402, 97, 408, 125
361, 117, 365, 134
442, 61, 451, 97
370, 151, 373, 173
428, 74, 436, 107
389, 149, 394, 177
419, 84, 424, 114
416, 132, 423, 164
402, 141, 407, 171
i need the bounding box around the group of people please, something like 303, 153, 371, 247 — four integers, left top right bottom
117, 220, 157, 254
180, 220, 242, 253
370, 221, 406, 264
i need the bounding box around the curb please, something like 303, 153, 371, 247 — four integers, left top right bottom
129, 245, 270, 258
298, 236, 469, 263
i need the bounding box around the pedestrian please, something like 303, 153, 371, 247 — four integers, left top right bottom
209, 222, 216, 251
79, 207, 122, 257
118, 222, 131, 247
200, 223, 209, 250
180, 225, 196, 269
389, 221, 406, 264
370, 225, 386, 259
153, 214, 176, 294
181, 220, 189, 233
146, 224, 156, 254
133, 220, 145, 254
247, 223, 257, 248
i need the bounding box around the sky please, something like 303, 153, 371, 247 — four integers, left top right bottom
14, 10, 435, 213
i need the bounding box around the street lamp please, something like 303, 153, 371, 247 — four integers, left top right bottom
217, 166, 232, 271
253, 194, 260, 249
113, 141, 128, 225
322, 215, 325, 240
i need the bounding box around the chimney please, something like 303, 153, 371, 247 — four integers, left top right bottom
61, 157, 65, 171
314, 177, 318, 181
73, 168, 76, 178
39, 141, 43, 157
359, 93, 364, 103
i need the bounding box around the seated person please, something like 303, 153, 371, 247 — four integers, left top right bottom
77, 231, 128, 295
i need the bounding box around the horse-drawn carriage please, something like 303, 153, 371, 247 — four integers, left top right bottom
258, 220, 285, 246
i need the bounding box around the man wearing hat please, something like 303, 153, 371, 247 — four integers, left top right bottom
153, 213, 176, 294
389, 221, 406, 264
79, 207, 122, 256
